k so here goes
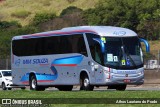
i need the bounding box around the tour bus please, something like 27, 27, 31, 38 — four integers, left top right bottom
11, 26, 150, 91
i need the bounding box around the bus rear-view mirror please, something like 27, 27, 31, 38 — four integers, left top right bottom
139, 38, 150, 52
93, 38, 105, 53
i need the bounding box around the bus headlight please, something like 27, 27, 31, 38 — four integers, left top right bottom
137, 71, 143, 75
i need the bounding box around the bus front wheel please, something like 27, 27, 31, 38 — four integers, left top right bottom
80, 74, 94, 91
29, 75, 45, 91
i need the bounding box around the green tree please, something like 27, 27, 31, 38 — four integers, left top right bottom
0, 21, 21, 30
31, 12, 56, 26
0, 25, 39, 58
84, 0, 160, 40
60, 6, 82, 16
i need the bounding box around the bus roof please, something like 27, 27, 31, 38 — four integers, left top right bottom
12, 26, 137, 40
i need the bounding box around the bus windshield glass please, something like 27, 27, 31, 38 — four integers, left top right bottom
104, 36, 143, 69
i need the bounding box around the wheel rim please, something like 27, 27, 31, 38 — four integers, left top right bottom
31, 78, 36, 89
84, 78, 89, 87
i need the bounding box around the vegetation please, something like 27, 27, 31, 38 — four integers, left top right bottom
1, 90, 160, 98
11, 10, 31, 19
0, 0, 159, 58
31, 12, 56, 26
84, 0, 160, 40
0, 0, 98, 25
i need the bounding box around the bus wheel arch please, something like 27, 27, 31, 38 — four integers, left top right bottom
29, 72, 45, 91
80, 71, 94, 91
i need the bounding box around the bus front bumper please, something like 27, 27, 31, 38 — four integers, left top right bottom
105, 74, 144, 85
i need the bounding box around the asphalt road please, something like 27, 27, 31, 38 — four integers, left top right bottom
44, 84, 160, 91
1, 84, 160, 91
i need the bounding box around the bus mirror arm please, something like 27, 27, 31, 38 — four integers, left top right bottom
139, 38, 150, 52
93, 38, 105, 53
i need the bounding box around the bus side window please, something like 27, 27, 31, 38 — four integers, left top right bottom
44, 36, 60, 54
77, 36, 87, 56
60, 36, 72, 54
95, 43, 102, 64
35, 38, 44, 55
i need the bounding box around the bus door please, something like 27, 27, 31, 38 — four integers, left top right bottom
89, 38, 104, 83
86, 34, 105, 83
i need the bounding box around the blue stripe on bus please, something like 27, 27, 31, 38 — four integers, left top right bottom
52, 55, 83, 66
20, 73, 58, 84
20, 55, 83, 84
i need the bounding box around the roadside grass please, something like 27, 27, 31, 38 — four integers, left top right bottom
0, 90, 160, 107
1, 90, 160, 98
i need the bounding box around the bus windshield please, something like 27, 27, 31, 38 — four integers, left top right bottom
104, 36, 143, 69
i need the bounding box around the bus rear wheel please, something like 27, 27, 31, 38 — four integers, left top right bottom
29, 75, 45, 91
80, 74, 94, 91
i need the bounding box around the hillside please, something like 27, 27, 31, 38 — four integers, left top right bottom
0, 0, 99, 26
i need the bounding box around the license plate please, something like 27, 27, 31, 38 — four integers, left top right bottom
124, 79, 130, 83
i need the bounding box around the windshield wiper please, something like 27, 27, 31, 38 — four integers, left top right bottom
124, 46, 137, 69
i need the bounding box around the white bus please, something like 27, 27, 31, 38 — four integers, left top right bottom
11, 26, 150, 91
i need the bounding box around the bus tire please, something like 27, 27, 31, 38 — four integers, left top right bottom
57, 85, 73, 91
30, 75, 45, 91
116, 84, 127, 91
2, 82, 7, 90
80, 74, 94, 91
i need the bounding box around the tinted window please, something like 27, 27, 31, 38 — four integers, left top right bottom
12, 34, 87, 56
86, 33, 103, 64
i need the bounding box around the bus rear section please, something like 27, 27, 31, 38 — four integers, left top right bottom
11, 32, 90, 91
